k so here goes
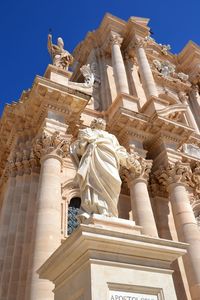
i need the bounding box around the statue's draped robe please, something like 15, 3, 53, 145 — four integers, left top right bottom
72, 128, 130, 217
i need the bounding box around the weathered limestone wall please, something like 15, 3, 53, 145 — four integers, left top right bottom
0, 165, 39, 300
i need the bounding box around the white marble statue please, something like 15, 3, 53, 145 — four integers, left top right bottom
47, 34, 73, 70
71, 118, 141, 217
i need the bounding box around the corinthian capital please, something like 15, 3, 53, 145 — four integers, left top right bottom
154, 161, 192, 187
190, 163, 200, 197
122, 153, 152, 184
33, 131, 70, 160
110, 34, 123, 46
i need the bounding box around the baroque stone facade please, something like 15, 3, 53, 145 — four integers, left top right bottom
0, 13, 200, 300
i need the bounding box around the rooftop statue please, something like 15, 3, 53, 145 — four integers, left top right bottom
47, 34, 73, 70
71, 118, 141, 217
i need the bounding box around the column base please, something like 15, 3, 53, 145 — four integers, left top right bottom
38, 215, 187, 300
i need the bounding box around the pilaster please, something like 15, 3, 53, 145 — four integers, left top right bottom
29, 129, 71, 300
154, 161, 200, 300
123, 155, 158, 237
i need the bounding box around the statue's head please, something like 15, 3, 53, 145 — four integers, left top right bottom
57, 37, 64, 48
90, 118, 106, 130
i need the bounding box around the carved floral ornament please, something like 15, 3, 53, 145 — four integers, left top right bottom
121, 152, 153, 184
33, 131, 70, 161
110, 34, 123, 46
152, 161, 200, 198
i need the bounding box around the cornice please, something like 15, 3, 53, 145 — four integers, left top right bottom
152, 70, 191, 91
0, 73, 90, 183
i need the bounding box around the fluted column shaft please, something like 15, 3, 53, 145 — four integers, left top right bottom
134, 41, 158, 99
30, 154, 62, 300
18, 171, 39, 300
0, 176, 16, 295
169, 182, 200, 299
127, 157, 158, 237
110, 35, 129, 95
129, 177, 158, 237
156, 162, 200, 300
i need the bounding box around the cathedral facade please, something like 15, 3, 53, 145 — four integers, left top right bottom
0, 13, 200, 300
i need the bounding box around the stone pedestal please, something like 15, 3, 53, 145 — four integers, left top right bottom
44, 64, 72, 86
38, 215, 187, 300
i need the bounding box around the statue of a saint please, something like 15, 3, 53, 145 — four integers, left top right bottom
47, 34, 73, 70
71, 118, 141, 217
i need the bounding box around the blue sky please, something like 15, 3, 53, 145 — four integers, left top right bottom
0, 0, 200, 116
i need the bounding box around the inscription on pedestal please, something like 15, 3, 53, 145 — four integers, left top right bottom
109, 291, 158, 300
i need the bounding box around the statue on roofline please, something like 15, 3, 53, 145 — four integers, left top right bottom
47, 34, 73, 70
70, 118, 142, 218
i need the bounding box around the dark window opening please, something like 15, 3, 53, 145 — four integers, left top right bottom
67, 197, 81, 235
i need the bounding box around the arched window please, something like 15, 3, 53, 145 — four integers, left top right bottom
67, 197, 81, 235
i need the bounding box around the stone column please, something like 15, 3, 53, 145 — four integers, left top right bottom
127, 157, 158, 237
110, 34, 129, 95
17, 158, 39, 300
29, 131, 69, 300
157, 162, 200, 300
133, 38, 158, 100
0, 163, 16, 294
189, 85, 200, 131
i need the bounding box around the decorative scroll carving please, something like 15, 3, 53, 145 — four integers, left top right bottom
33, 131, 70, 160
80, 62, 101, 88
132, 37, 147, 49
191, 163, 200, 197
153, 162, 200, 201
110, 34, 123, 46
154, 161, 192, 187
122, 153, 152, 183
